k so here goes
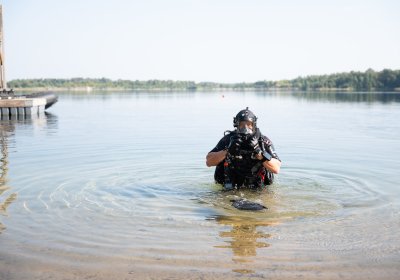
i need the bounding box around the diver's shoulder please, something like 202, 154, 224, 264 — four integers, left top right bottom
216, 130, 234, 145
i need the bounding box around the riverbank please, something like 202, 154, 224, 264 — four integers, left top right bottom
8, 69, 400, 92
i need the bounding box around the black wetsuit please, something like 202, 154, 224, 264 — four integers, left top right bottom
209, 130, 280, 189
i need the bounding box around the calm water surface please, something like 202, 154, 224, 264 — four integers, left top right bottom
0, 91, 399, 279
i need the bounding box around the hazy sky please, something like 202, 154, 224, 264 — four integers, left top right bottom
2, 0, 400, 82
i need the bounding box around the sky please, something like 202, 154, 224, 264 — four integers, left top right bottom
1, 0, 400, 83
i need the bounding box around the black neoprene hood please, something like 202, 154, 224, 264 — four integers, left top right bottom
233, 107, 258, 128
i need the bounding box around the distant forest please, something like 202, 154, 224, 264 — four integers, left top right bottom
8, 69, 400, 91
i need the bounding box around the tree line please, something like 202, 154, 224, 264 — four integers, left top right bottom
8, 69, 400, 91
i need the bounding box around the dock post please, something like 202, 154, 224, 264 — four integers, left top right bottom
1, 107, 8, 116
38, 105, 45, 115
0, 5, 6, 90
25, 107, 34, 116
17, 107, 25, 116
9, 107, 17, 115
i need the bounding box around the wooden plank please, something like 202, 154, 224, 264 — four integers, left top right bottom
0, 98, 46, 108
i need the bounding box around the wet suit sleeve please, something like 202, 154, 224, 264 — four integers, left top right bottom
209, 134, 231, 185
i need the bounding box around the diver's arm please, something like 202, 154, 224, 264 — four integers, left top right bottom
255, 154, 281, 174
263, 157, 281, 174
206, 150, 228, 167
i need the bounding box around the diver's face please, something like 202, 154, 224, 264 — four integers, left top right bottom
238, 121, 254, 134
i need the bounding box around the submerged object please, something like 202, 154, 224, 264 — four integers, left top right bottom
231, 199, 267, 211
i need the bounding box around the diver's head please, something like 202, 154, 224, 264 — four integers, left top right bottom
233, 107, 257, 135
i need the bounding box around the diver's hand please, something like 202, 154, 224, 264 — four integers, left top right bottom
227, 134, 242, 155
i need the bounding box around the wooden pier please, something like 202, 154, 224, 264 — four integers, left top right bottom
0, 5, 57, 118
0, 97, 47, 119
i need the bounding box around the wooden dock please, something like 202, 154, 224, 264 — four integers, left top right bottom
0, 96, 46, 119
0, 91, 58, 119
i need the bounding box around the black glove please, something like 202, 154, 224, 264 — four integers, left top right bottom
260, 141, 273, 162
249, 135, 262, 155
227, 134, 243, 155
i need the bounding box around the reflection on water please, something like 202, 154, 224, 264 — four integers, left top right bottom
0, 113, 57, 233
254, 90, 400, 103
295, 91, 400, 103
0, 92, 399, 279
212, 215, 278, 273
0, 127, 17, 233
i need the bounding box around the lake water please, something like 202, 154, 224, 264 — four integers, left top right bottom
0, 91, 399, 279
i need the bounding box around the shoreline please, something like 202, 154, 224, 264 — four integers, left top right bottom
11, 87, 400, 93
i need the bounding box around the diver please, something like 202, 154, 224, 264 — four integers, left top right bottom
206, 108, 281, 190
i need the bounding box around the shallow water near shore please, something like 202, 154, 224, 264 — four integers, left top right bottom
0, 91, 400, 279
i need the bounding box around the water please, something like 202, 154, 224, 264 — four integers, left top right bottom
0, 91, 399, 279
